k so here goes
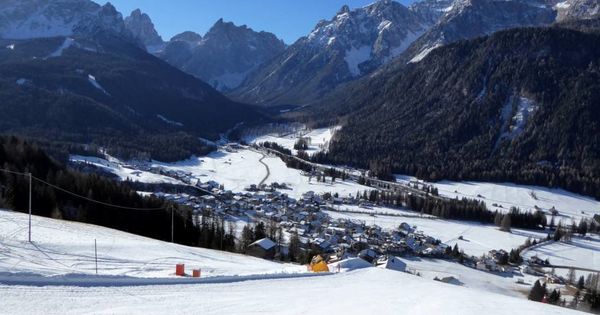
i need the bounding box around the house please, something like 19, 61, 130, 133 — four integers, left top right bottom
379, 256, 406, 272
246, 238, 277, 260
358, 248, 378, 263
476, 259, 502, 272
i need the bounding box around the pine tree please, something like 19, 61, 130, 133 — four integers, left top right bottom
239, 225, 254, 252
578, 220, 588, 236
548, 289, 561, 305
288, 232, 301, 262
254, 222, 266, 241
578, 275, 586, 290
529, 280, 546, 301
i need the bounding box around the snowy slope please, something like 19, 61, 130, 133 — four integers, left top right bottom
389, 256, 542, 298
396, 175, 600, 224
0, 267, 580, 315
0, 209, 304, 279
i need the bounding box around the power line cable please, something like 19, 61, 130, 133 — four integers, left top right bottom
1, 168, 168, 211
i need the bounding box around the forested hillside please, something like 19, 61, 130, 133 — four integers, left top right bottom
315, 24, 600, 199
0, 135, 201, 245
0, 33, 266, 162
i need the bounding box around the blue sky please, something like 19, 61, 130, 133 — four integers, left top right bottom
95, 0, 415, 44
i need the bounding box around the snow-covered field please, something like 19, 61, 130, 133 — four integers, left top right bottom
523, 237, 600, 273
249, 126, 340, 156
0, 209, 304, 279
397, 175, 600, 224
325, 206, 548, 257
152, 148, 368, 199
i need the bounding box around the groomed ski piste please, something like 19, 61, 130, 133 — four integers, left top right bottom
0, 209, 580, 314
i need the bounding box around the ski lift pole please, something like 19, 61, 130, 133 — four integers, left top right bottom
28, 172, 32, 242
94, 239, 98, 275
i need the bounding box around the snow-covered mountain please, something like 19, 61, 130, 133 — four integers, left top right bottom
124, 9, 164, 52
158, 19, 286, 92
405, 0, 568, 62
231, 0, 431, 106
0, 0, 132, 40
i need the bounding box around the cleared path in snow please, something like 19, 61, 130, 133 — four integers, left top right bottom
0, 271, 330, 288
258, 152, 270, 186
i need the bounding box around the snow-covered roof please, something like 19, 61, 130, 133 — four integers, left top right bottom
250, 238, 276, 250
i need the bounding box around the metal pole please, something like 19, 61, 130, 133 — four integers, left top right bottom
28, 172, 32, 243
94, 239, 98, 275
171, 206, 174, 243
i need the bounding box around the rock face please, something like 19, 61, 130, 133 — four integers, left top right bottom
158, 19, 286, 92
231, 0, 431, 106
554, 0, 600, 22
405, 0, 559, 63
124, 9, 164, 51
409, 0, 456, 25
0, 0, 132, 40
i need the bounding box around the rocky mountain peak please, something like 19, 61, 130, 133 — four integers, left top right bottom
124, 8, 164, 49
170, 31, 203, 43
232, 0, 431, 106
158, 20, 286, 92
409, 0, 457, 24
338, 5, 351, 15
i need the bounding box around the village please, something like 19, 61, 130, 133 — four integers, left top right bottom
140, 162, 544, 278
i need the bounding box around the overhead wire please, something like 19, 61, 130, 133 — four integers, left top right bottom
1, 168, 169, 211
